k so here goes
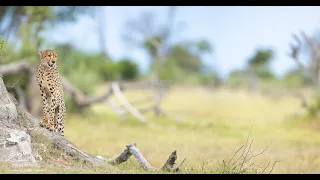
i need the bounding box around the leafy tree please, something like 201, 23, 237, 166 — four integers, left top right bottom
195, 39, 213, 55
0, 6, 94, 38
117, 58, 139, 81
167, 44, 202, 73
248, 49, 274, 68
247, 49, 275, 81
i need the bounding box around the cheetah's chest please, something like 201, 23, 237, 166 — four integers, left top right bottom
41, 72, 59, 97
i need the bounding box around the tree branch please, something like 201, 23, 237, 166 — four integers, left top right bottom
107, 143, 182, 172
61, 77, 113, 108
111, 82, 147, 123
288, 34, 306, 70
0, 60, 35, 75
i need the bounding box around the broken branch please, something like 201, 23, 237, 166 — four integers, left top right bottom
107, 143, 181, 172
61, 77, 113, 108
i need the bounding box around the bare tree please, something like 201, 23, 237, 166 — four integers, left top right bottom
288, 30, 320, 88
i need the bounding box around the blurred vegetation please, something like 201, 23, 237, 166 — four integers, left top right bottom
0, 6, 317, 114
227, 48, 276, 88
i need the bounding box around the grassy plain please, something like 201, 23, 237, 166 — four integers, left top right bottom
2, 85, 320, 174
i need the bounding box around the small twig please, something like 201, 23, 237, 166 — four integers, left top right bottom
253, 162, 264, 174
228, 145, 244, 164
269, 161, 280, 174
239, 139, 254, 170
245, 162, 263, 174
201, 159, 213, 172
231, 126, 253, 167
178, 157, 187, 168
261, 161, 270, 174
252, 142, 272, 158
241, 149, 255, 167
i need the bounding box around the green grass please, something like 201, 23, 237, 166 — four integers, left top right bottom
4, 85, 320, 174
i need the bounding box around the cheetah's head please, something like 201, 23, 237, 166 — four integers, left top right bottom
39, 50, 58, 68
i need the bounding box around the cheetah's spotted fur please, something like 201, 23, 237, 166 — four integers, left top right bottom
36, 49, 66, 136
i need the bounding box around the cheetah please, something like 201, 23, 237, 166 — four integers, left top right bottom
36, 49, 66, 136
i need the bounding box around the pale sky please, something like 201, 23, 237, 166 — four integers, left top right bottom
45, 6, 320, 79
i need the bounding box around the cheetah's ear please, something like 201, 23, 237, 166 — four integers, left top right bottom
39, 50, 43, 55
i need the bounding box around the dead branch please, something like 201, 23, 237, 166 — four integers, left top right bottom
107, 143, 182, 172
301, 31, 317, 53
231, 126, 253, 167
300, 31, 320, 78
288, 34, 306, 69
104, 99, 127, 120
61, 77, 113, 108
239, 139, 254, 170
289, 30, 320, 88
261, 161, 270, 174
119, 96, 154, 108
0, 60, 35, 75
120, 80, 171, 90
107, 144, 134, 165
228, 145, 244, 164
126, 143, 153, 169
269, 161, 280, 174
111, 82, 147, 123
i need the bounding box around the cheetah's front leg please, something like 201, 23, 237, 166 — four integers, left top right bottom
40, 88, 49, 128
48, 97, 57, 132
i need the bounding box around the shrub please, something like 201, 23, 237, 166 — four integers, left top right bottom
116, 58, 139, 81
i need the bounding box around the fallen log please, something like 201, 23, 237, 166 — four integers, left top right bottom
106, 143, 184, 172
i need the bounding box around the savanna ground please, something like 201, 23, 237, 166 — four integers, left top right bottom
2, 84, 320, 174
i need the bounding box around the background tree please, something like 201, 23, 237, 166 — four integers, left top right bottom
122, 7, 180, 81
247, 48, 275, 80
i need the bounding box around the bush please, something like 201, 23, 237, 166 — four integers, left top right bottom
100, 60, 118, 80
116, 58, 139, 81
226, 70, 250, 88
